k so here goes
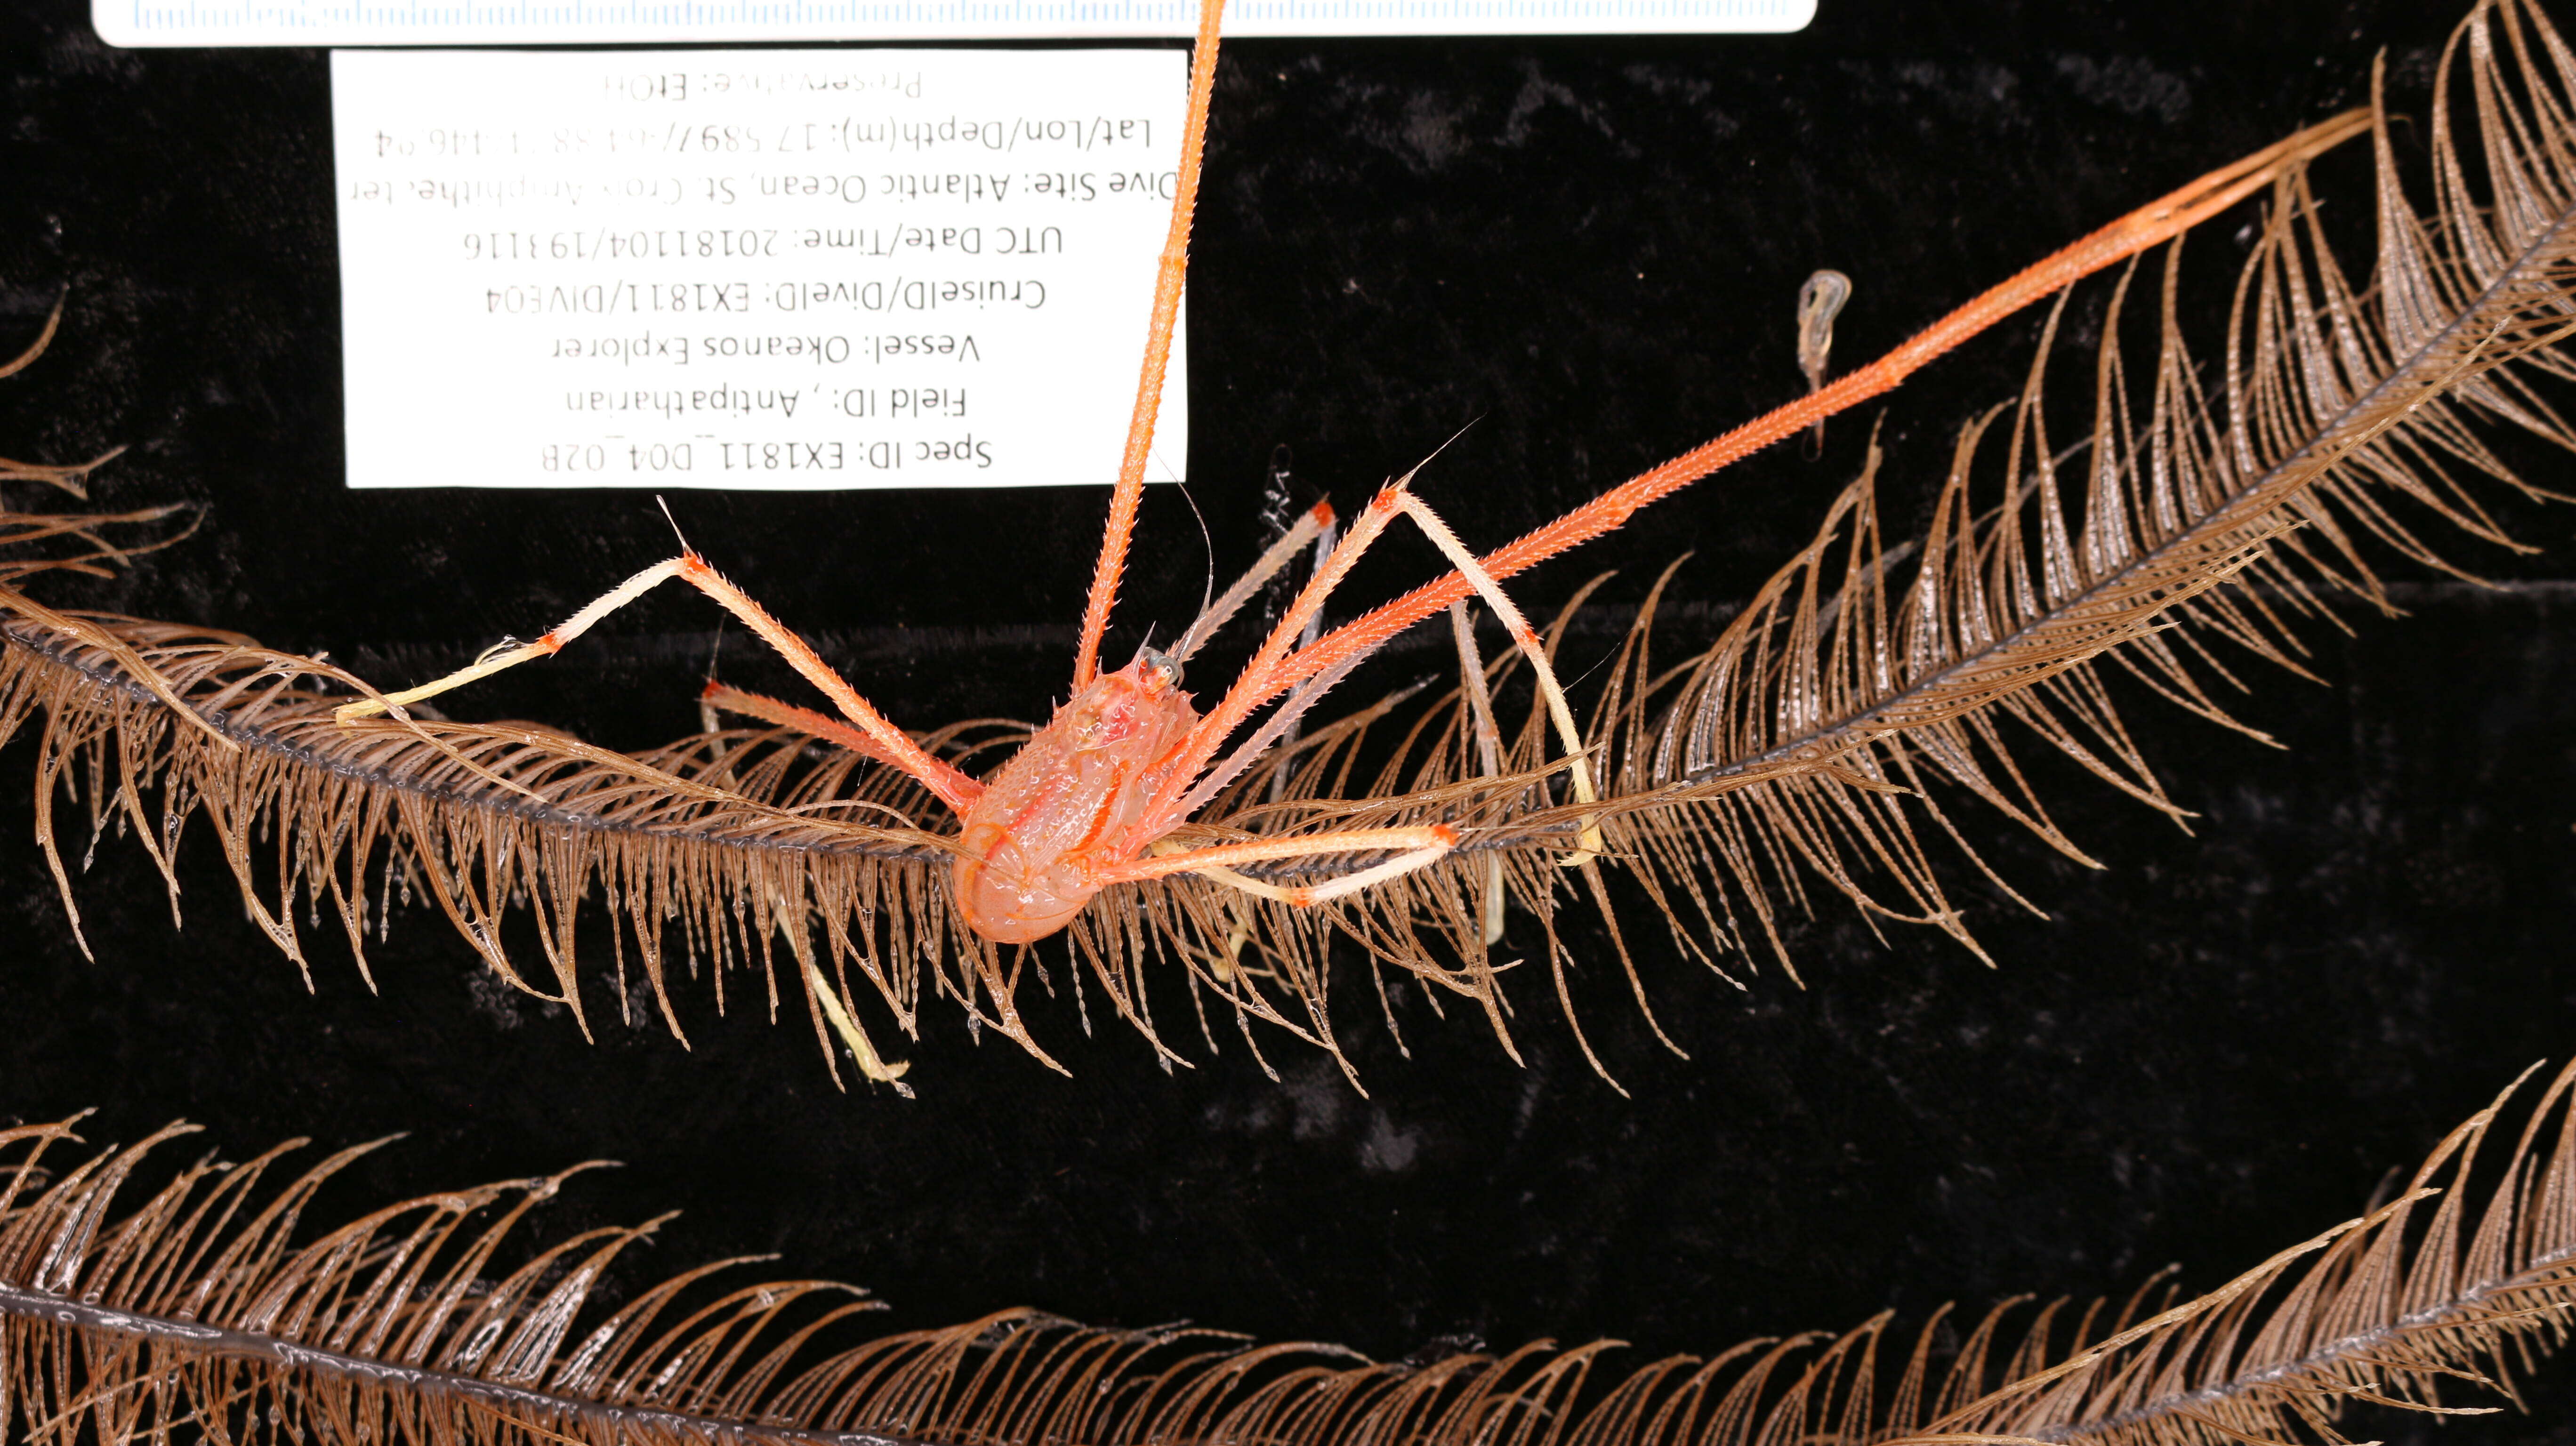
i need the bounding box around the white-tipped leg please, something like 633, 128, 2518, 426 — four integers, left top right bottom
335, 557, 688, 723
1449, 600, 1508, 944
1105, 825, 1459, 908
804, 961, 914, 1097
334, 551, 984, 813
1393, 492, 1604, 866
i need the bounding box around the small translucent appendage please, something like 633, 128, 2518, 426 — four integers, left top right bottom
950, 653, 1201, 944
1796, 268, 1852, 456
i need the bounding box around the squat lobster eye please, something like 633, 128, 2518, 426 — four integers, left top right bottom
1135, 646, 1183, 690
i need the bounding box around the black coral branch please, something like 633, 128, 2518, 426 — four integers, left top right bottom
7, 1055, 2576, 1446
1912, 1056, 2576, 1446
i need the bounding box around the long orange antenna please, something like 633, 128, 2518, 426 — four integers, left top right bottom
1069, 0, 1228, 691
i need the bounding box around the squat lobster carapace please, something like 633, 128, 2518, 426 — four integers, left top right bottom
945, 645, 1458, 944
330, 0, 2373, 963
950, 651, 1208, 944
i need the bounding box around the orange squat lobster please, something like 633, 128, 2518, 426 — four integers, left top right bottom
334, 0, 2370, 957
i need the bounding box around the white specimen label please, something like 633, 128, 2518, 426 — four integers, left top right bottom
331, 48, 1187, 490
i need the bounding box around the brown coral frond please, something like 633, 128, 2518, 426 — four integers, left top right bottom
4, 1055, 2576, 1446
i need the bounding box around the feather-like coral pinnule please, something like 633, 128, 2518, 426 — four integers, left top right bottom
8, 0, 2576, 1084
4, 1055, 2576, 1446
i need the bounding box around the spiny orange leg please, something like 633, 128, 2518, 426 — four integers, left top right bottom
687, 497, 1326, 843
1146, 644, 1377, 841
334, 552, 983, 814
701, 681, 943, 776
1129, 468, 1424, 832
1267, 508, 1344, 804
1067, 0, 1228, 691
1134, 467, 1607, 849
1170, 107, 2381, 735
697, 500, 1335, 786
1099, 825, 1459, 908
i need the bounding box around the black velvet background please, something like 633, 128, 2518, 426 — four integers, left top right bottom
6, 0, 2576, 1441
